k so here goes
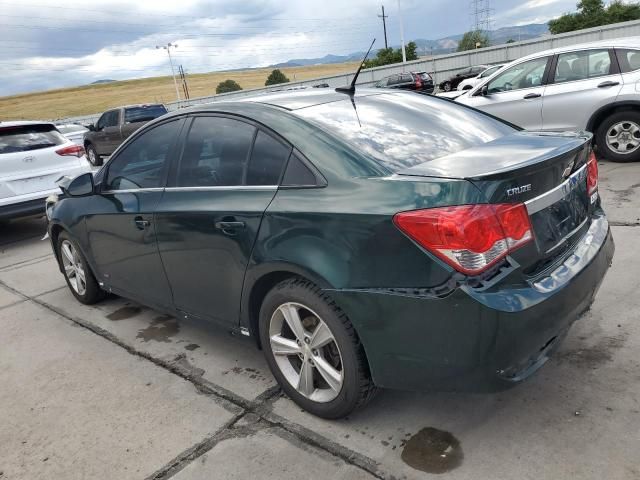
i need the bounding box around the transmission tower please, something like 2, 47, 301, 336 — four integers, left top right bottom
470, 0, 493, 35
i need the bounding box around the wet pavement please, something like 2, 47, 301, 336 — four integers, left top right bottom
1, 158, 639, 479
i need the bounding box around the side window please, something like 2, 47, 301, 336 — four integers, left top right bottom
104, 111, 119, 128
96, 113, 108, 130
246, 131, 291, 186
105, 120, 180, 190
554, 49, 611, 83
388, 75, 400, 86
281, 152, 320, 187
177, 116, 255, 187
487, 57, 548, 93
616, 48, 640, 73
400, 73, 413, 83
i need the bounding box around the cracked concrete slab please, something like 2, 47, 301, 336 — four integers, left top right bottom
0, 300, 238, 480
37, 288, 277, 402
0, 284, 22, 309
171, 426, 376, 480
598, 159, 640, 225
0, 256, 65, 297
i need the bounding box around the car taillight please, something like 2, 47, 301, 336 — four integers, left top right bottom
393, 204, 533, 275
415, 77, 422, 89
586, 150, 598, 196
56, 145, 85, 158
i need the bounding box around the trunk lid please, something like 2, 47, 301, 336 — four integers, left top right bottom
398, 131, 593, 269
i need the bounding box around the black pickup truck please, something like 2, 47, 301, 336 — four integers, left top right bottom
83, 104, 167, 166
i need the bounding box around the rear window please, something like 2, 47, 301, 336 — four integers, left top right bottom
295, 92, 515, 170
615, 48, 640, 73
415, 72, 432, 81
124, 105, 168, 124
0, 124, 66, 154
57, 125, 87, 134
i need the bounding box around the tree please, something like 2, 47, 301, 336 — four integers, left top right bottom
362, 41, 418, 68
506, 39, 516, 43
265, 69, 290, 86
216, 79, 242, 94
548, 0, 640, 34
457, 31, 490, 52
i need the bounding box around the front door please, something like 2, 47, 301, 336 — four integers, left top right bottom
463, 56, 550, 130
155, 115, 292, 326
542, 49, 623, 131
85, 119, 184, 308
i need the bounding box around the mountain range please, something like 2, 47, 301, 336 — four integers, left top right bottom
271, 23, 550, 68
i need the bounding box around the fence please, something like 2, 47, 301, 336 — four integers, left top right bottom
59, 19, 640, 125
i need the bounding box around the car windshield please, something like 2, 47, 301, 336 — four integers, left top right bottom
480, 65, 502, 78
0, 124, 67, 154
295, 92, 515, 170
124, 105, 167, 123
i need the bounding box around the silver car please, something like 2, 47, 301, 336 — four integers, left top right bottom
455, 37, 640, 162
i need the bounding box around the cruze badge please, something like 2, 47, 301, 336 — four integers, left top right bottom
506, 184, 532, 197
22, 156, 35, 163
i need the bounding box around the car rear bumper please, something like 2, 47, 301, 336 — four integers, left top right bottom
0, 197, 47, 220
328, 213, 615, 392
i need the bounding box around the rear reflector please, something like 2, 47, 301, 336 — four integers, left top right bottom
56, 145, 85, 158
393, 204, 533, 275
586, 150, 598, 196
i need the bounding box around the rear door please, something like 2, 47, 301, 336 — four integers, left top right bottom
463, 56, 550, 130
85, 118, 183, 308
542, 48, 622, 131
155, 115, 292, 327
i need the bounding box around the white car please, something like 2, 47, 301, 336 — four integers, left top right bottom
452, 37, 640, 162
0, 121, 92, 221
457, 64, 505, 91
56, 123, 89, 145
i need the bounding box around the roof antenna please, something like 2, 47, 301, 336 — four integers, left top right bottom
336, 38, 376, 95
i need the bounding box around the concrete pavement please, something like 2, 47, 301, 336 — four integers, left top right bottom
0, 157, 639, 480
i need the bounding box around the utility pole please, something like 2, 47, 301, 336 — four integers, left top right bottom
397, 0, 406, 66
156, 42, 181, 102
378, 5, 389, 49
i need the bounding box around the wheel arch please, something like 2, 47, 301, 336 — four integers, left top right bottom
49, 221, 98, 280
587, 101, 640, 137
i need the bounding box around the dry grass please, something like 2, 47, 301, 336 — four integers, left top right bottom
0, 63, 360, 122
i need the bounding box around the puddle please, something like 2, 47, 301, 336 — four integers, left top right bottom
401, 427, 463, 474
136, 315, 179, 342
106, 306, 142, 321
557, 334, 627, 369
184, 343, 200, 351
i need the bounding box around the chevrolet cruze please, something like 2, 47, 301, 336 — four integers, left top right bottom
47, 89, 614, 418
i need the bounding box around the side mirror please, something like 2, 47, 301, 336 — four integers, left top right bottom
480, 85, 489, 96
57, 172, 94, 197
87, 124, 96, 132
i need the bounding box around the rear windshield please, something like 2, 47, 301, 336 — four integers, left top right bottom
415, 72, 432, 81
295, 92, 515, 170
0, 124, 66, 154
124, 105, 167, 124
56, 124, 87, 134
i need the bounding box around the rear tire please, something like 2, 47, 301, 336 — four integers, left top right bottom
596, 111, 640, 163
86, 143, 103, 167
442, 81, 452, 92
259, 278, 377, 419
57, 231, 105, 305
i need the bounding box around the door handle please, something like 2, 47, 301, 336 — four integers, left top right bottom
523, 93, 542, 99
598, 81, 620, 88
215, 219, 246, 235
134, 216, 151, 229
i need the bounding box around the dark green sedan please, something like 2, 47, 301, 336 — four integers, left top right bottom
47, 89, 614, 419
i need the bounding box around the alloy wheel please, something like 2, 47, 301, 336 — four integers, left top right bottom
606, 121, 640, 155
268, 302, 344, 403
87, 148, 97, 165
60, 240, 87, 295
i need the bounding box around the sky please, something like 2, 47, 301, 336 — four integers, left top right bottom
0, 0, 596, 97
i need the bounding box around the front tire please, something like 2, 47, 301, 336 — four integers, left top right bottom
596, 111, 640, 163
85, 143, 103, 167
57, 231, 105, 304
259, 278, 376, 419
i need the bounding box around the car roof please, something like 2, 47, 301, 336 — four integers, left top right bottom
0, 120, 55, 128
515, 35, 640, 63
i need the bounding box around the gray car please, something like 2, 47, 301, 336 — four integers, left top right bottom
455, 37, 640, 162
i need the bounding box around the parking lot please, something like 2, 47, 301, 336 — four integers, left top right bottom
0, 158, 639, 480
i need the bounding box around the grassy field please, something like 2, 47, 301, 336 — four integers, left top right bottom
0, 62, 360, 122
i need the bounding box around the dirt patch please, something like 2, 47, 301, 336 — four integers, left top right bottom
557, 334, 627, 369
106, 305, 142, 321
401, 427, 463, 474
136, 315, 179, 343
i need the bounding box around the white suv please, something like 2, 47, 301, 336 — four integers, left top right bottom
454, 37, 640, 162
0, 121, 92, 221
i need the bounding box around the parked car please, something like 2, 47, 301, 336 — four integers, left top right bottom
454, 37, 640, 162
457, 64, 505, 91
0, 121, 91, 221
46, 89, 613, 419
375, 71, 434, 93
56, 123, 89, 145
438, 65, 489, 91
84, 104, 167, 166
